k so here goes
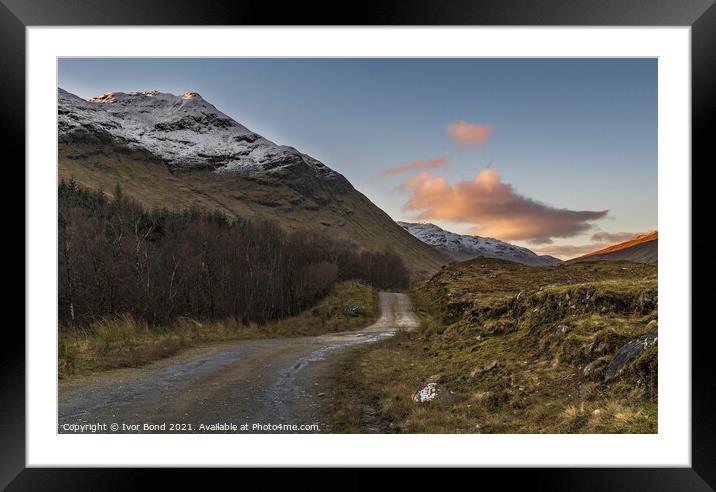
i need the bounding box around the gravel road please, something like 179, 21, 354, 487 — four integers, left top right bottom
58, 292, 418, 433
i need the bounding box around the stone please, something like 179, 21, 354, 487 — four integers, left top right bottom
483, 360, 498, 372
555, 324, 570, 335
412, 382, 457, 404
583, 356, 610, 380
413, 383, 439, 402
604, 332, 658, 381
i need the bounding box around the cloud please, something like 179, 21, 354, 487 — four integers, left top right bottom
590, 231, 637, 243
400, 168, 608, 244
382, 157, 448, 175
446, 121, 493, 146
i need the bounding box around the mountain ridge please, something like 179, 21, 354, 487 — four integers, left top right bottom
58, 88, 449, 275
398, 221, 562, 267
570, 231, 658, 264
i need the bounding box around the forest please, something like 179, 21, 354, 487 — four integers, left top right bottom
58, 179, 409, 328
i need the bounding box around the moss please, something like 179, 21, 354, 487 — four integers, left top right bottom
623, 344, 658, 401
330, 258, 658, 434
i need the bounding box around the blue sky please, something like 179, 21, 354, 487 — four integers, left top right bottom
58, 58, 657, 258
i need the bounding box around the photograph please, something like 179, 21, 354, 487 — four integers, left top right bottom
56, 57, 658, 435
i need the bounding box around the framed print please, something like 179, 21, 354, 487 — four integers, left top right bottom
3, 0, 714, 488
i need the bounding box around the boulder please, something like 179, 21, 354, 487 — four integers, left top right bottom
412, 382, 457, 404
604, 332, 658, 381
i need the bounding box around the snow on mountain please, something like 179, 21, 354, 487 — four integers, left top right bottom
58, 88, 338, 179
398, 222, 562, 267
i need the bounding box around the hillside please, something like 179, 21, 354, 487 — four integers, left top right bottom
331, 258, 658, 433
58, 88, 448, 276
398, 221, 561, 267
572, 231, 658, 264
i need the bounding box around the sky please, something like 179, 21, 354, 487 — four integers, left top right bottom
58, 58, 657, 259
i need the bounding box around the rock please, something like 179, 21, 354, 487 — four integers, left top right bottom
555, 324, 570, 335
646, 319, 658, 330
604, 332, 658, 381
516, 290, 524, 301
317, 392, 325, 397
427, 374, 444, 384
583, 356, 610, 380
412, 382, 457, 404
471, 361, 498, 378
413, 383, 438, 402
343, 305, 361, 317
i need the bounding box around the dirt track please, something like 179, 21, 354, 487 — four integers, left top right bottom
58, 292, 418, 433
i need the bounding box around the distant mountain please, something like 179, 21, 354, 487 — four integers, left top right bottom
58, 88, 449, 275
398, 222, 562, 267
571, 231, 658, 264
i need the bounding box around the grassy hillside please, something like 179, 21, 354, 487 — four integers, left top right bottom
59, 141, 448, 276
571, 239, 658, 265
330, 258, 658, 433
60, 281, 378, 378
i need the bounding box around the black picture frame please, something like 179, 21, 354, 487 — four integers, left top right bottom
3, 0, 713, 489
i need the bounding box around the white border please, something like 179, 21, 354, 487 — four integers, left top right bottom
27, 27, 691, 467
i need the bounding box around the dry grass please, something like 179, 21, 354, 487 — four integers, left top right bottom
59, 281, 378, 379
330, 258, 658, 434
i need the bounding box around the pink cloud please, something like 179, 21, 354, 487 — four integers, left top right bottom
446, 121, 493, 146
400, 169, 608, 244
383, 157, 448, 175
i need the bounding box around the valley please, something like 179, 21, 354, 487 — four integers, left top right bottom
55, 87, 658, 435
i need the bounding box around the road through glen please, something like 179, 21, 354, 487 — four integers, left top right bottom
58, 292, 418, 433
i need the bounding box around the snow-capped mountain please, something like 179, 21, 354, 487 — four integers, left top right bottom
398, 222, 562, 267
57, 88, 449, 274
58, 88, 338, 181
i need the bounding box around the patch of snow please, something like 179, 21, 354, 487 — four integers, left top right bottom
397, 221, 562, 267
58, 87, 338, 178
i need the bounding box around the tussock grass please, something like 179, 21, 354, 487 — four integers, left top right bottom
59, 281, 378, 378
330, 258, 658, 434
